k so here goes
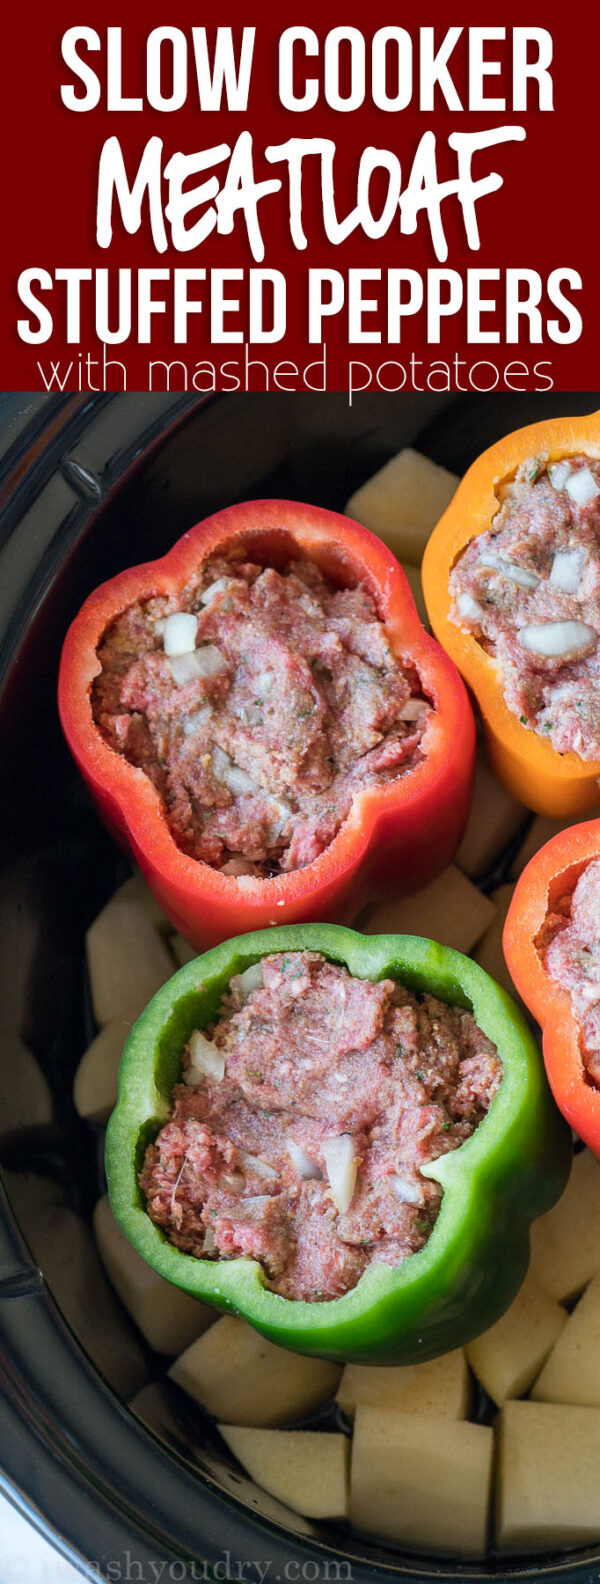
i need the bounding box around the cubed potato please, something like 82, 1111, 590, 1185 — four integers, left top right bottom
400, 562, 430, 629
119, 872, 173, 934
351, 1406, 493, 1558
169, 1315, 341, 1427
496, 1400, 600, 1551
360, 866, 496, 955
345, 448, 459, 566
528, 1150, 600, 1302
510, 807, 600, 879
29, 1205, 148, 1399
466, 1271, 566, 1406
93, 1195, 213, 1355
474, 884, 529, 1008
532, 1269, 600, 1407
337, 1348, 468, 1421
0, 1033, 52, 1133
86, 891, 174, 1026
220, 1427, 349, 1520
456, 758, 526, 880
170, 933, 197, 967
73, 1020, 126, 1122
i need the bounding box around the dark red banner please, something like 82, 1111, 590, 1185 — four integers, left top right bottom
1, 2, 596, 392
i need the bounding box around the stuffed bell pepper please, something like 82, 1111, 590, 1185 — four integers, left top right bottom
59, 500, 475, 949
504, 818, 600, 1156
105, 923, 570, 1364
422, 409, 600, 817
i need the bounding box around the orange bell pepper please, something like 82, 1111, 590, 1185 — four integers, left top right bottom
58, 499, 475, 950
421, 408, 600, 817
503, 818, 600, 1154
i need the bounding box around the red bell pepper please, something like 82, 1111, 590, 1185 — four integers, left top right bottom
503, 819, 600, 1154
58, 499, 475, 949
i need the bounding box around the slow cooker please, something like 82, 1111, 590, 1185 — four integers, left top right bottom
0, 389, 598, 1584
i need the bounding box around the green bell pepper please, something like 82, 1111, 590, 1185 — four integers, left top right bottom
105, 923, 571, 1365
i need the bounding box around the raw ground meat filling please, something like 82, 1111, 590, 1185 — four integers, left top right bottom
92, 553, 431, 877
140, 952, 502, 1302
539, 859, 600, 1085
449, 455, 600, 761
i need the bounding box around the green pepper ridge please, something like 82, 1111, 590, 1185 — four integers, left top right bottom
105, 923, 571, 1364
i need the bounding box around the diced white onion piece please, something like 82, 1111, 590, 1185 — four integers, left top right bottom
184, 1030, 225, 1085
203, 1225, 217, 1254
549, 684, 575, 704
256, 670, 275, 695
566, 467, 600, 506
199, 577, 236, 605
579, 982, 600, 1007
272, 798, 292, 821
221, 857, 260, 878
169, 646, 226, 686
398, 697, 428, 721
265, 797, 293, 844
286, 1140, 322, 1180
457, 592, 484, 622
169, 652, 204, 687
550, 549, 585, 594
235, 963, 263, 1000
479, 550, 539, 589
163, 611, 198, 657
323, 1134, 357, 1215
154, 618, 165, 637
224, 764, 259, 796
390, 1175, 422, 1206
502, 561, 539, 590
182, 705, 212, 737
549, 461, 572, 491
213, 746, 259, 797
218, 1171, 244, 1195
518, 620, 597, 660
211, 745, 231, 782
195, 646, 227, 677
237, 1149, 279, 1181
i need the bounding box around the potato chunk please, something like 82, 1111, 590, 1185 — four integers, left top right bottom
170, 933, 197, 967
456, 757, 526, 880
466, 1271, 566, 1406
496, 1400, 600, 1551
30, 1205, 148, 1399
220, 1427, 349, 1520
474, 884, 529, 1008
119, 871, 172, 934
73, 1021, 126, 1122
86, 888, 174, 1026
532, 1270, 600, 1407
0, 1033, 52, 1133
93, 1195, 213, 1355
345, 448, 459, 565
169, 1315, 341, 1427
337, 1349, 468, 1421
350, 1406, 493, 1558
360, 865, 496, 955
528, 1150, 600, 1302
